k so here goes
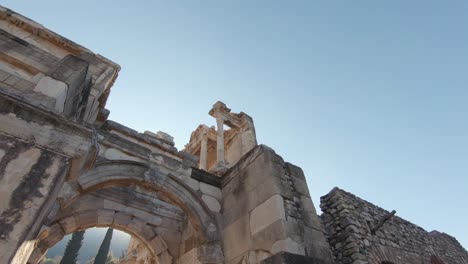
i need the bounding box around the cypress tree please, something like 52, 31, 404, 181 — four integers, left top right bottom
93, 228, 113, 264
59, 230, 85, 264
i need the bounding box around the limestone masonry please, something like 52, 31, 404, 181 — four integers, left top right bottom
0, 6, 466, 264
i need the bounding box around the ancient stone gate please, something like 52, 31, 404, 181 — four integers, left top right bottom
1, 5, 468, 264
0, 6, 333, 264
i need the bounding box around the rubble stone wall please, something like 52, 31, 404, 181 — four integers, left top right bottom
320, 188, 468, 264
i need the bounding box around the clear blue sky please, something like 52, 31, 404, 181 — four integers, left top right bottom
3, 1, 467, 248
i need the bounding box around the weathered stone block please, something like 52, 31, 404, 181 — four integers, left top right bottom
200, 182, 222, 200
198, 242, 224, 264
113, 211, 133, 228
271, 238, 305, 256
33, 76, 67, 112
251, 219, 288, 252
241, 250, 272, 264
150, 235, 168, 255
179, 248, 201, 264
158, 250, 173, 264
202, 194, 221, 213
262, 251, 329, 264
184, 177, 200, 191
58, 216, 77, 234
223, 215, 251, 262
250, 194, 286, 236
40, 224, 65, 248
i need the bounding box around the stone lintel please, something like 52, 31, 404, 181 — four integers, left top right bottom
191, 167, 222, 188
102, 120, 180, 156
97, 131, 152, 161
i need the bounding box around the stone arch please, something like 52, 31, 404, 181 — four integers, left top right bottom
28, 210, 170, 264
368, 245, 397, 263
368, 245, 426, 264
63, 160, 219, 243
49, 160, 223, 264
431, 255, 445, 264
51, 188, 185, 259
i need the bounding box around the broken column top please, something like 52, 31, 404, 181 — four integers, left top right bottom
208, 101, 254, 129
185, 101, 257, 174
209, 101, 231, 117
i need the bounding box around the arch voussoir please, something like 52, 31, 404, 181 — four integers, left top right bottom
73, 161, 219, 242
57, 215, 77, 234
73, 210, 99, 230
96, 209, 115, 226
150, 236, 168, 256
39, 224, 65, 249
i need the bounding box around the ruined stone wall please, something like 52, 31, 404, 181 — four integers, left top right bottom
430, 231, 468, 264
320, 188, 468, 264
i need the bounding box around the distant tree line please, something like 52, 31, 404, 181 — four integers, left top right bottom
46, 227, 116, 264
59, 230, 85, 264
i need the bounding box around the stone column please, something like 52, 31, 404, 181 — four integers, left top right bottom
200, 131, 208, 170
216, 117, 225, 166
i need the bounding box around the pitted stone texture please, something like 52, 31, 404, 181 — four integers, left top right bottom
320, 187, 468, 264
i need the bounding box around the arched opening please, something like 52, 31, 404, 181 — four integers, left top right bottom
28, 210, 170, 264
431, 255, 445, 264
25, 161, 223, 264
42, 227, 143, 264
367, 245, 405, 264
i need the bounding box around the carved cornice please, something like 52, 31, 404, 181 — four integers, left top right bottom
0, 6, 120, 72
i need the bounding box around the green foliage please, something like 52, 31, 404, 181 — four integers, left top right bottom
93, 228, 113, 264
59, 230, 85, 264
